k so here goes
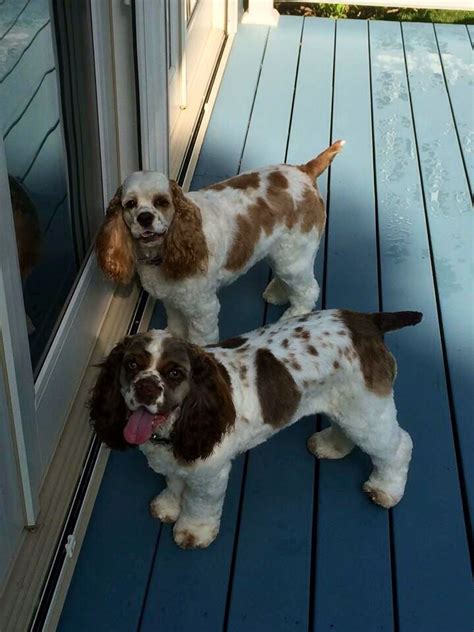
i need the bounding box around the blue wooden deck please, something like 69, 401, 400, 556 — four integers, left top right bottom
59, 17, 473, 632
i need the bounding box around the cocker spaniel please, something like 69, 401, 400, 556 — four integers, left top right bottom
91, 308, 421, 549
96, 141, 344, 345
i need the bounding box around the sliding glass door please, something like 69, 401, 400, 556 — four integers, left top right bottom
0, 0, 137, 585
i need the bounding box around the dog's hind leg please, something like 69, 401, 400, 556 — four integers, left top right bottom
268, 235, 321, 319
263, 277, 290, 306
308, 422, 355, 460
335, 392, 413, 508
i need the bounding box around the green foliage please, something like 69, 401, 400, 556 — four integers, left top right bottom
275, 2, 474, 24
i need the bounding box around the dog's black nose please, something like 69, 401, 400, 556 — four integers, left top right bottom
137, 211, 154, 228
134, 378, 162, 405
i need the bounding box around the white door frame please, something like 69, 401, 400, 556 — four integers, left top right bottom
135, 0, 170, 173
134, 0, 239, 178
0, 142, 39, 524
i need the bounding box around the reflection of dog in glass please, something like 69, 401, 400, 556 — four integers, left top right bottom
10, 176, 42, 335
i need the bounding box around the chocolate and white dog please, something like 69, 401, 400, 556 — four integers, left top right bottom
95, 142, 344, 345
91, 309, 421, 549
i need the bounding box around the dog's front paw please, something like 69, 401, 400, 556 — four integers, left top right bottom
150, 490, 181, 523
173, 519, 219, 549
363, 482, 400, 509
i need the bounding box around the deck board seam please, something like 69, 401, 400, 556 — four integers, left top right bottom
284, 18, 305, 163
466, 23, 473, 47
433, 24, 473, 199
222, 31, 271, 630
310, 19, 338, 632
137, 525, 164, 632
236, 29, 271, 175
400, 22, 474, 573
368, 19, 399, 632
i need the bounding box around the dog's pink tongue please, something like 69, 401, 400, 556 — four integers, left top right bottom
123, 407, 156, 445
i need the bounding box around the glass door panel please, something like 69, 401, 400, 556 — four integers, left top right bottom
0, 0, 102, 373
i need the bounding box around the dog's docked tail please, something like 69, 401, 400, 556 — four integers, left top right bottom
299, 140, 346, 180
371, 311, 423, 334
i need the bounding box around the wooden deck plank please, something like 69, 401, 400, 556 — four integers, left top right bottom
467, 24, 474, 45
370, 20, 473, 631
402, 20, 474, 536
139, 24, 271, 632
240, 16, 303, 171
314, 19, 394, 632
226, 16, 322, 632
192, 24, 269, 187
434, 23, 473, 193
57, 449, 163, 631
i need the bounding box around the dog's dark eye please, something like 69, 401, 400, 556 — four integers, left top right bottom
126, 360, 137, 370
125, 199, 136, 209
153, 196, 170, 208
167, 368, 182, 379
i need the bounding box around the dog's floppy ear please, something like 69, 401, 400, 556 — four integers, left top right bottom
171, 347, 235, 462
162, 180, 209, 280
96, 186, 135, 284
89, 338, 132, 450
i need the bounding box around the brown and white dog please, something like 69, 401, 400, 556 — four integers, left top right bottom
95, 141, 344, 345
91, 309, 421, 549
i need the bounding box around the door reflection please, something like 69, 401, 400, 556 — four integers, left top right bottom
1, 0, 99, 372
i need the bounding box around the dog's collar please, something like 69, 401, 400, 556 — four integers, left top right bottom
138, 254, 162, 266
150, 433, 171, 446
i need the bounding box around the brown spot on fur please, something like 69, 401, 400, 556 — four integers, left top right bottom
337, 330, 347, 336
297, 186, 326, 234
308, 345, 318, 356
340, 310, 396, 396
225, 171, 325, 272
303, 379, 310, 388
206, 172, 260, 191
268, 170, 289, 189
294, 327, 310, 340
224, 197, 276, 271
239, 365, 248, 381
333, 360, 340, 369
256, 349, 301, 428
212, 336, 248, 349
291, 360, 302, 370
282, 339, 289, 348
